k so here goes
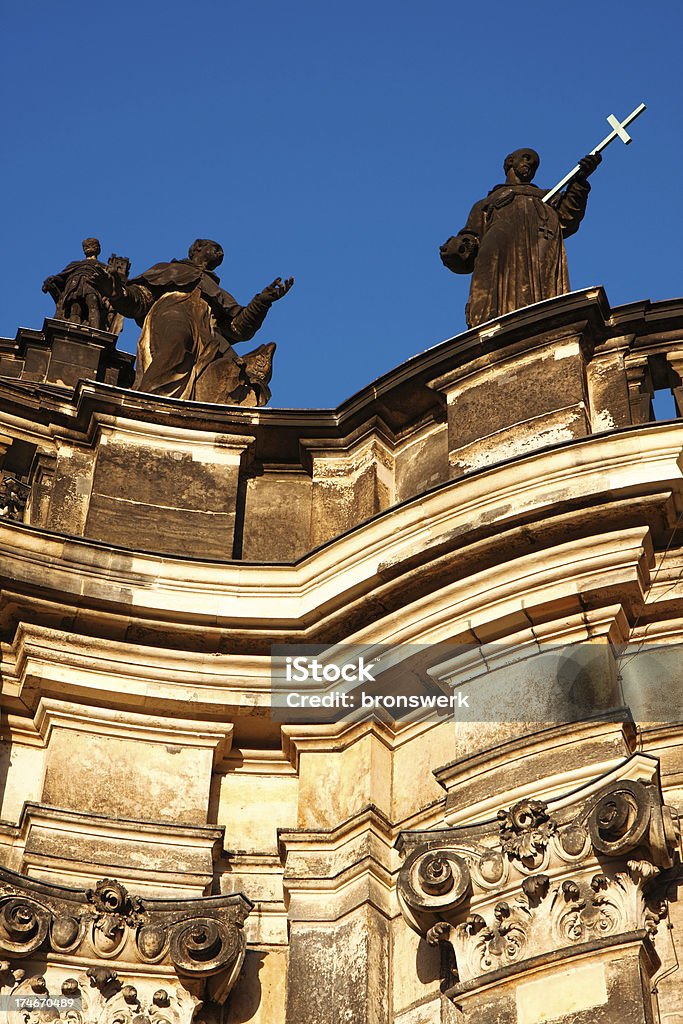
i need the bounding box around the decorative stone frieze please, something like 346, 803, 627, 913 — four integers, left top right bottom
0, 960, 202, 1024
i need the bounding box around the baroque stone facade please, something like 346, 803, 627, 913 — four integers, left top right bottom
1, 287, 683, 1023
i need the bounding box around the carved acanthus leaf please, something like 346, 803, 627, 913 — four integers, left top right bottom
497, 799, 558, 865
0, 967, 200, 1024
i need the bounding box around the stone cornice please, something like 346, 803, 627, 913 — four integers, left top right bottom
0, 803, 227, 897
433, 711, 636, 793
2, 293, 682, 459
1, 424, 681, 642
3, 517, 654, 642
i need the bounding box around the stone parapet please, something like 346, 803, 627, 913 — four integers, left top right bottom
2, 291, 682, 560
0, 319, 134, 389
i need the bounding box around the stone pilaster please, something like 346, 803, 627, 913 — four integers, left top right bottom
280, 805, 394, 1024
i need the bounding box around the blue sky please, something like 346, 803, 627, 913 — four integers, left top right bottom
1, 1, 680, 408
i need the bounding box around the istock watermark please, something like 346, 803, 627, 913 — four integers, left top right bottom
0, 994, 83, 1012
270, 641, 683, 725
284, 654, 378, 684
272, 645, 473, 723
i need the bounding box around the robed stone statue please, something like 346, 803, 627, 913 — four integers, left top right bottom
440, 149, 601, 328
90, 239, 294, 406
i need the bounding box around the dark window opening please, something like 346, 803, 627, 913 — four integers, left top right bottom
0, 439, 38, 523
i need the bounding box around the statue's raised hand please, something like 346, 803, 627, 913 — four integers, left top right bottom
260, 277, 294, 303
87, 263, 117, 298
576, 153, 602, 180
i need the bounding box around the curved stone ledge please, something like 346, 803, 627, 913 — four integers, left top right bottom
1, 421, 680, 643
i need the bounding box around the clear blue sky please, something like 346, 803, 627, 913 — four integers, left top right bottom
2, 1, 680, 408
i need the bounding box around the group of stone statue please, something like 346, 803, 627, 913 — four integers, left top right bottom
43, 237, 292, 406
40, 143, 607, 406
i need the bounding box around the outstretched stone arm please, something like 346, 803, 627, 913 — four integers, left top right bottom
86, 265, 154, 324
110, 282, 155, 323
225, 293, 272, 342
222, 277, 294, 343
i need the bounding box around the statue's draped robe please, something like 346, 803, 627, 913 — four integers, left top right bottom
441, 179, 591, 328
115, 260, 274, 402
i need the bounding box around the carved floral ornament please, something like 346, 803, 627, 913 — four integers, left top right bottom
397, 768, 680, 989
0, 961, 200, 1024
0, 871, 253, 1023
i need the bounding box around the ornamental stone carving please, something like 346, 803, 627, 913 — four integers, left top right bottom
0, 961, 200, 1024
397, 756, 679, 997
85, 879, 145, 951
583, 778, 676, 865
400, 847, 472, 916
497, 798, 557, 865
0, 866, 252, 1019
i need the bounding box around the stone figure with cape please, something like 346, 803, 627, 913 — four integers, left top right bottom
91, 238, 293, 406
42, 238, 130, 334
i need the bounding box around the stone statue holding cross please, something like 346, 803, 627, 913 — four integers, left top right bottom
440, 104, 646, 328
440, 148, 601, 328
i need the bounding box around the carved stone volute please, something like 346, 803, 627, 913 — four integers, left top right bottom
582, 779, 677, 868
0, 866, 253, 1018
396, 756, 679, 996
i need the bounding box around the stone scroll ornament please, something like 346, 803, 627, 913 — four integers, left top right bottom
83, 237, 294, 406
440, 104, 646, 329
397, 766, 679, 990
0, 871, 253, 1023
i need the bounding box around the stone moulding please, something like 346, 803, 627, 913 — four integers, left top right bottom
396, 754, 679, 996
0, 868, 253, 1014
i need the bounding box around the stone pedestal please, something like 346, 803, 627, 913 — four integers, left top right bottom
430, 322, 593, 478
0, 319, 134, 388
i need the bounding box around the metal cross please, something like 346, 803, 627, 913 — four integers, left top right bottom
542, 102, 646, 204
